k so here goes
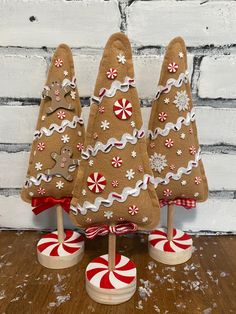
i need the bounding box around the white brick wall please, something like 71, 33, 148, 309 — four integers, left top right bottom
0, 0, 235, 232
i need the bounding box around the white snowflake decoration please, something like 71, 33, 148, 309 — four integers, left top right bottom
181, 180, 187, 186
70, 91, 76, 99
104, 211, 113, 219
178, 51, 184, 59
173, 90, 190, 111
164, 98, 170, 104
35, 162, 43, 171
89, 160, 94, 167
149, 153, 167, 173
61, 134, 70, 143
131, 151, 137, 158
130, 121, 135, 128
177, 149, 182, 156
180, 133, 186, 139
56, 181, 64, 190
63, 70, 68, 76
117, 53, 126, 64
125, 169, 135, 180
101, 120, 110, 131
82, 189, 87, 196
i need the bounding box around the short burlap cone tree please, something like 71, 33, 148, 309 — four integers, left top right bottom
70, 32, 160, 305
147, 37, 208, 265
21, 44, 85, 269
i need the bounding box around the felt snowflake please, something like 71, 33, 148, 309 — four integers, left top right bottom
149, 153, 167, 173
173, 90, 190, 111
117, 53, 126, 64
101, 120, 110, 131
111, 180, 119, 187
131, 151, 137, 158
163, 188, 172, 197
181, 180, 187, 186
61, 134, 70, 143
82, 189, 87, 196
178, 52, 184, 58
56, 181, 64, 190
169, 164, 175, 171
104, 211, 113, 219
164, 98, 170, 104
35, 162, 43, 171
130, 121, 135, 128
126, 169, 135, 180
142, 216, 148, 223
194, 192, 199, 197
165, 138, 174, 148
63, 70, 68, 76
37, 187, 45, 195
177, 149, 182, 156
180, 133, 186, 139
89, 160, 94, 167
57, 111, 66, 120
54, 58, 63, 68
138, 165, 143, 172
70, 91, 76, 99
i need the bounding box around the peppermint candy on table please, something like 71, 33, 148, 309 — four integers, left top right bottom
37, 230, 84, 257
111, 156, 123, 168
57, 111, 66, 120
128, 205, 139, 216
37, 142, 45, 151
86, 254, 136, 289
165, 138, 174, 148
87, 172, 106, 193
106, 68, 118, 80
149, 228, 193, 252
158, 112, 167, 122
168, 62, 178, 73
113, 98, 133, 120
54, 58, 63, 68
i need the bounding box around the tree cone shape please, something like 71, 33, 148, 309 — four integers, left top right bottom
70, 32, 160, 230
21, 44, 85, 203
147, 37, 208, 203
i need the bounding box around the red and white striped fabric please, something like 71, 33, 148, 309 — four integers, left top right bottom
111, 156, 123, 168
37, 230, 84, 257
160, 198, 196, 209
106, 68, 118, 80
86, 254, 136, 289
167, 62, 178, 73
149, 228, 192, 253
113, 98, 133, 120
87, 172, 106, 193
85, 222, 137, 239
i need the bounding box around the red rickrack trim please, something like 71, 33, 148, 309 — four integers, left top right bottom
32, 197, 72, 215
160, 198, 196, 209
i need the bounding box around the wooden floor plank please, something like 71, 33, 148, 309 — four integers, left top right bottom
0, 231, 235, 314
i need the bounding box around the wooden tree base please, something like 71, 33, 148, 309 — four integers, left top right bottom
85, 254, 137, 305
148, 228, 193, 265
37, 229, 84, 269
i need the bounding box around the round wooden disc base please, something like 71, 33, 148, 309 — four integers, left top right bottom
148, 228, 193, 265
85, 254, 137, 305
37, 230, 84, 269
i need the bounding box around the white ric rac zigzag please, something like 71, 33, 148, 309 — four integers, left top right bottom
34, 116, 84, 140
148, 108, 196, 140
90, 76, 135, 104
70, 174, 151, 215
81, 127, 145, 160
150, 148, 201, 188
155, 71, 189, 99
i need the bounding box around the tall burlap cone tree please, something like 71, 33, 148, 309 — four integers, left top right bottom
147, 37, 208, 265
21, 44, 85, 269
70, 33, 160, 305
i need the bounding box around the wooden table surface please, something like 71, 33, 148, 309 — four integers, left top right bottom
0, 231, 235, 314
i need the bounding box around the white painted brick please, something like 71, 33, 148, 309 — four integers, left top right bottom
0, 52, 193, 99
1, 150, 235, 191
127, 1, 236, 47
0, 106, 235, 146
0, 55, 47, 98
0, 0, 120, 48
198, 56, 236, 99
0, 195, 235, 232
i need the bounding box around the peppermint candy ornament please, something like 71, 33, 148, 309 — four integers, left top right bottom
168, 62, 178, 73
128, 205, 139, 216
106, 68, 118, 80
111, 156, 123, 168
37, 142, 45, 151
87, 172, 106, 193
113, 98, 133, 120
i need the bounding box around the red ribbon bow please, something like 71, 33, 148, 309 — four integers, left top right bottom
160, 198, 196, 209
32, 197, 72, 215
85, 222, 138, 240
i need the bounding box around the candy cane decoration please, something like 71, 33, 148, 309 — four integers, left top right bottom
37, 230, 84, 256
87, 172, 107, 193
86, 254, 136, 289
113, 98, 133, 120
149, 228, 193, 252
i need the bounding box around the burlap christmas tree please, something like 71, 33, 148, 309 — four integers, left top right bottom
147, 37, 208, 205
70, 32, 160, 231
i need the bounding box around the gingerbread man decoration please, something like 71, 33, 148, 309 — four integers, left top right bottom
42, 80, 75, 115
45, 146, 79, 181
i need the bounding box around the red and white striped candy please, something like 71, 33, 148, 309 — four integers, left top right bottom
37, 230, 84, 257
57, 111, 66, 120
113, 98, 133, 120
168, 62, 178, 73
86, 254, 136, 289
128, 205, 139, 215
111, 156, 123, 168
87, 172, 106, 193
149, 228, 193, 253
37, 142, 45, 151
106, 68, 118, 80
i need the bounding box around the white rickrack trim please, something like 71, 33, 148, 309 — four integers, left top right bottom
24, 173, 52, 188
90, 76, 135, 105
70, 174, 152, 216
148, 108, 196, 140
34, 115, 84, 140
150, 148, 201, 188
155, 71, 189, 100
81, 127, 145, 160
